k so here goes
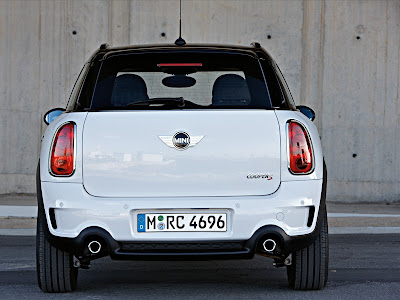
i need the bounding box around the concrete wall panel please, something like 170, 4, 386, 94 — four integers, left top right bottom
129, 0, 179, 45
0, 0, 399, 202
321, 0, 400, 202
0, 0, 41, 113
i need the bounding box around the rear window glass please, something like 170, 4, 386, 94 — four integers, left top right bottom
91, 52, 272, 110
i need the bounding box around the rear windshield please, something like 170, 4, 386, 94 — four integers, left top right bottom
91, 52, 272, 110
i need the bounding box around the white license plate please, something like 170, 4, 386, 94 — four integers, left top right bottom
137, 213, 227, 232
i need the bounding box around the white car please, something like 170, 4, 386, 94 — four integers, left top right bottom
37, 42, 328, 292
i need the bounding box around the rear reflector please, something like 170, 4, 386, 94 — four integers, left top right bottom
157, 63, 202, 67
49, 208, 57, 229
287, 121, 313, 174
307, 206, 315, 227
50, 123, 75, 176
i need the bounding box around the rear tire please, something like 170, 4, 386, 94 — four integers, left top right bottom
36, 210, 78, 292
286, 206, 329, 290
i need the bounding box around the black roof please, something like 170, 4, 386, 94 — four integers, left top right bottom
89, 42, 273, 62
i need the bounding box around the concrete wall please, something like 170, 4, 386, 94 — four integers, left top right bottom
0, 0, 399, 202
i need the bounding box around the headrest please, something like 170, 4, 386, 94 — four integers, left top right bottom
111, 74, 149, 106
212, 74, 251, 106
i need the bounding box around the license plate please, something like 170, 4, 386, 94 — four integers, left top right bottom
137, 213, 227, 232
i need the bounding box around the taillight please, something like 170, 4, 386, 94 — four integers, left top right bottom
157, 63, 203, 67
287, 121, 313, 174
50, 123, 75, 176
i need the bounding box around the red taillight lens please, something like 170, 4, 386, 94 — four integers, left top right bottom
288, 121, 313, 174
50, 123, 74, 176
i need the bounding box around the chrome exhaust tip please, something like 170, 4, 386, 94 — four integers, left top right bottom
262, 239, 276, 252
88, 240, 102, 254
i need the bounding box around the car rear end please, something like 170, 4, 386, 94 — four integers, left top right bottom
37, 44, 327, 292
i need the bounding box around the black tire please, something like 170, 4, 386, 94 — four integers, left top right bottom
286, 206, 329, 290
36, 210, 78, 293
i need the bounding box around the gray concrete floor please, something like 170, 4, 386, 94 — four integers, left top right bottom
0, 234, 399, 299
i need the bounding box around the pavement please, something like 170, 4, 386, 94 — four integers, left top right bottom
1, 234, 400, 298
1, 194, 400, 236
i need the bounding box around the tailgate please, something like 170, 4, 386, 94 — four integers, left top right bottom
82, 110, 281, 197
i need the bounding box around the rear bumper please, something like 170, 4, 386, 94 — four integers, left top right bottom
40, 219, 325, 261
37, 163, 326, 260
41, 180, 322, 240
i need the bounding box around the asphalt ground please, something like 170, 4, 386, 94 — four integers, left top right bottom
0, 234, 399, 299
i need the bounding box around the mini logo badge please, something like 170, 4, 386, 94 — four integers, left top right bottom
159, 132, 204, 150
173, 132, 191, 150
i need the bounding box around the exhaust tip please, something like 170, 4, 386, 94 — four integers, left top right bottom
88, 240, 102, 254
262, 239, 276, 252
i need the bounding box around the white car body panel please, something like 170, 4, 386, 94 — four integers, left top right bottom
39, 109, 324, 241
81, 110, 281, 197
41, 179, 322, 240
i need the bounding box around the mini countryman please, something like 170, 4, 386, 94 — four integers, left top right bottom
37, 41, 328, 292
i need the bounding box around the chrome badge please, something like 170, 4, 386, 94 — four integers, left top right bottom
159, 132, 204, 150
247, 173, 273, 180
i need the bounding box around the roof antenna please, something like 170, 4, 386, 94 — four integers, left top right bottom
175, 0, 186, 46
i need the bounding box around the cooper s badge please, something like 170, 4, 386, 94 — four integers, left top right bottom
247, 173, 273, 180
159, 132, 204, 150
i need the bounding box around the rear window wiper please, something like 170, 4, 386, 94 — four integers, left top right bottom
127, 97, 186, 107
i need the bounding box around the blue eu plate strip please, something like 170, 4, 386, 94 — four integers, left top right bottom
137, 214, 146, 232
